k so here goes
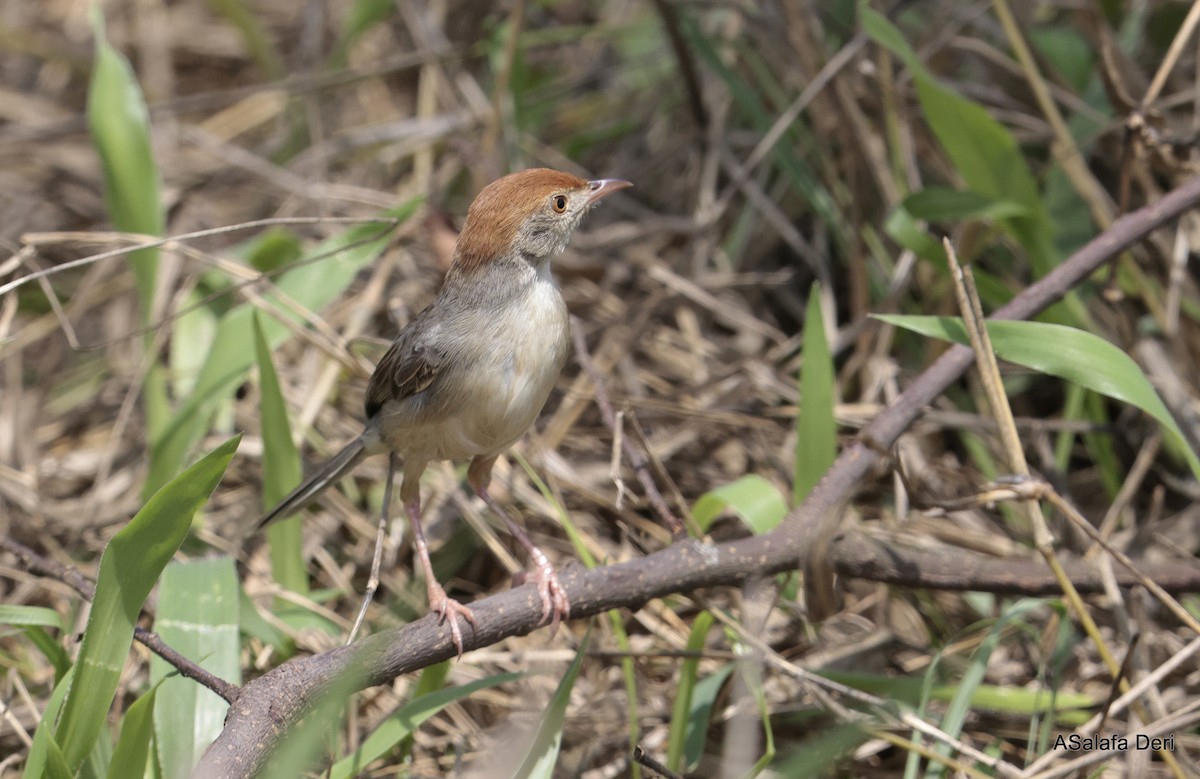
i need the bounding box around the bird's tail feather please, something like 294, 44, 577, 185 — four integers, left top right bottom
255, 435, 369, 532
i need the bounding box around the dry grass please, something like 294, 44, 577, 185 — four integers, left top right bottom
3, 1, 1200, 777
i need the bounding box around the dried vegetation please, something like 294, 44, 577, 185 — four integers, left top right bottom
3, 0, 1200, 777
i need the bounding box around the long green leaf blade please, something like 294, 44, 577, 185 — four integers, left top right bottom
684, 664, 735, 770
329, 672, 522, 779
26, 665, 76, 779
106, 684, 159, 779
254, 312, 307, 594
54, 436, 239, 769
512, 628, 591, 779
0, 605, 64, 630
151, 558, 241, 777
87, 6, 163, 323
927, 599, 1055, 777
795, 285, 837, 502
87, 7, 171, 447
666, 611, 714, 772
874, 315, 1200, 478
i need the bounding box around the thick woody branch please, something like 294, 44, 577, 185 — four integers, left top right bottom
830, 533, 1200, 595
195, 175, 1200, 778
196, 532, 1200, 777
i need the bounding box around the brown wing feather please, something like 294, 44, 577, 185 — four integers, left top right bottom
364, 320, 444, 419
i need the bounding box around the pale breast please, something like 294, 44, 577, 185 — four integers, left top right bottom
470, 276, 569, 454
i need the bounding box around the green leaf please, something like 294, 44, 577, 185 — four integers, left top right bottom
926, 599, 1056, 777
693, 475, 788, 534
820, 667, 1093, 715
666, 611, 715, 773
863, 7, 1058, 277
106, 683, 159, 779
774, 723, 870, 778
863, 9, 1038, 213
151, 558, 240, 777
254, 312, 307, 594
87, 6, 163, 323
881, 211, 1021, 313
795, 285, 837, 503
1028, 27, 1093, 93
23, 626, 72, 681
910, 79, 1042, 221
684, 664, 735, 771
860, 3, 919, 62
170, 288, 220, 399
87, 7, 171, 448
395, 662, 451, 757
902, 188, 1029, 222
734, 639, 776, 778
242, 227, 303, 273
1083, 389, 1123, 497
516, 452, 645, 767
883, 205, 948, 264
874, 315, 1200, 478
54, 436, 239, 770
144, 203, 418, 496
82, 714, 114, 778
511, 628, 591, 779
514, 451, 597, 566
411, 661, 451, 699
26, 665, 75, 779
0, 605, 64, 630
329, 672, 522, 779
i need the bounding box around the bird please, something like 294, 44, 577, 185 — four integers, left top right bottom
257, 168, 632, 655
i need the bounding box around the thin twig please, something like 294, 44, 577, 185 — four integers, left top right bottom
571, 319, 685, 537
1, 537, 240, 704
632, 745, 685, 779
646, 0, 707, 129
3, 217, 394, 297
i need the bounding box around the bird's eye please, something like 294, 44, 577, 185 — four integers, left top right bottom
551, 194, 568, 213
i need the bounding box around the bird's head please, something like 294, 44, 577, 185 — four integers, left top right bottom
452, 168, 631, 274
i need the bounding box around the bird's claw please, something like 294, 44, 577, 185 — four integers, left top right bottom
532, 564, 570, 636
431, 595, 476, 659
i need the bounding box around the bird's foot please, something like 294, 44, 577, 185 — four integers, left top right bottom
530, 561, 570, 636
428, 585, 476, 659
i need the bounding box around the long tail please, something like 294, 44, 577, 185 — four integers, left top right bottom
255, 435, 370, 532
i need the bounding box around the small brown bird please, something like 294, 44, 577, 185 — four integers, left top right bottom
258, 168, 632, 654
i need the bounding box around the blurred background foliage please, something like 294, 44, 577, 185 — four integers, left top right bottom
2, 0, 1200, 776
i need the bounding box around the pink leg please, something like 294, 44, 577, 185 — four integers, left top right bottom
402, 475, 476, 658
469, 456, 570, 634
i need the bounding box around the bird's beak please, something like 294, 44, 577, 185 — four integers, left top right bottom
584, 178, 633, 205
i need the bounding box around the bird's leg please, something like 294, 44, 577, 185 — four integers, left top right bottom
403, 470, 476, 658
468, 456, 570, 634
347, 452, 397, 644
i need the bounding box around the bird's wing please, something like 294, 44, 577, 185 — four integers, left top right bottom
364, 322, 444, 419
